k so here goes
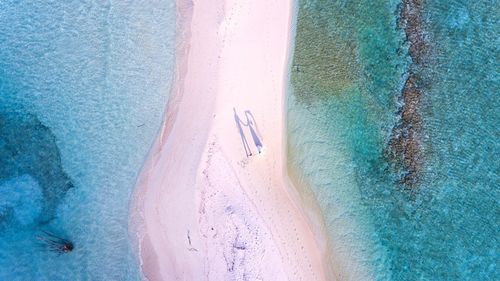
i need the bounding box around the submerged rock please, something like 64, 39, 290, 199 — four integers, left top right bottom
388, 0, 429, 189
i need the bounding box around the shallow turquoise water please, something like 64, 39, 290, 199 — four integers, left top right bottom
0, 1, 176, 280
289, 0, 499, 280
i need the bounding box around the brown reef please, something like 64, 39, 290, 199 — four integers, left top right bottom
389, 74, 423, 187
389, 0, 428, 188
400, 0, 429, 64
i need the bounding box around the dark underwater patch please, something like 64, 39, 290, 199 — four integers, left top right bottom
388, 0, 429, 189
0, 110, 74, 227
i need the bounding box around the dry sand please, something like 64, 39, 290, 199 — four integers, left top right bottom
131, 0, 330, 280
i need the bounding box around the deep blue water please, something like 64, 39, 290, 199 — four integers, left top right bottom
0, 1, 176, 280
288, 0, 499, 280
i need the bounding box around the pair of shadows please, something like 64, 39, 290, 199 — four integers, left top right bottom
233, 108, 263, 157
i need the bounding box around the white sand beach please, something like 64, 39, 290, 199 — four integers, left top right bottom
131, 0, 330, 280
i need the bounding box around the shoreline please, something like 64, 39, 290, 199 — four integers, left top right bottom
130, 0, 330, 280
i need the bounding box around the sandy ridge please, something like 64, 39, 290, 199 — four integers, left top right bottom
130, 0, 330, 280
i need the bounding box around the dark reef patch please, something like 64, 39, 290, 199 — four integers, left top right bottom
0, 110, 74, 226
389, 0, 429, 188
399, 0, 429, 65
389, 74, 423, 187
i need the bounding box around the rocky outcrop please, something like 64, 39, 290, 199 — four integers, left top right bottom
389, 0, 429, 188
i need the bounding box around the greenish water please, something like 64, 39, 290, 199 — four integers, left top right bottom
288, 0, 499, 280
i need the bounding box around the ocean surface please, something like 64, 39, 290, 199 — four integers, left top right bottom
0, 1, 176, 280
288, 0, 499, 280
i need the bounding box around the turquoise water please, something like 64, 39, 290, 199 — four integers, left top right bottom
289, 0, 499, 280
0, 1, 176, 280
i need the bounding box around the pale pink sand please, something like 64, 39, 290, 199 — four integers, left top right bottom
131, 0, 330, 280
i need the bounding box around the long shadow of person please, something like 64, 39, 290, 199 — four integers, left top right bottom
245, 110, 263, 153
233, 108, 252, 157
